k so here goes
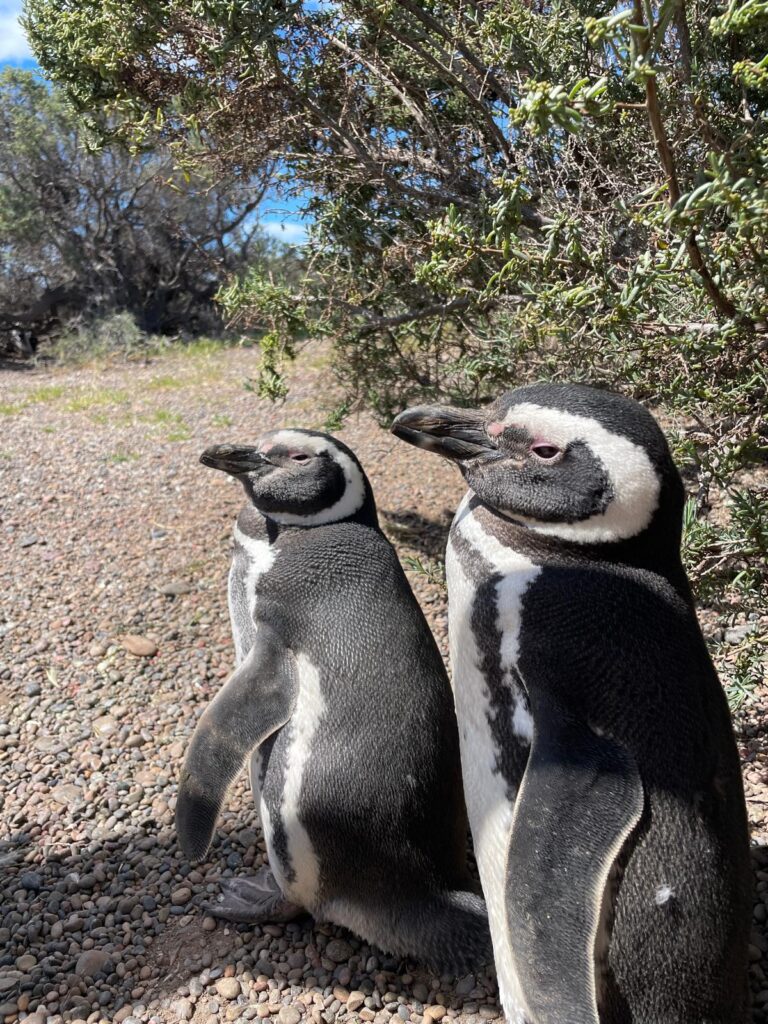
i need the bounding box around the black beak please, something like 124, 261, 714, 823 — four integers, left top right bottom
390, 405, 495, 461
199, 444, 270, 476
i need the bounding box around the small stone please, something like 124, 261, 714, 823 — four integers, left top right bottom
157, 581, 193, 596
423, 1007, 447, 1022
455, 975, 475, 996
347, 993, 365, 1012
20, 535, 39, 547
173, 999, 194, 1020
113, 1007, 133, 1023
324, 939, 353, 964
0, 1002, 19, 1016
333, 987, 349, 1003
15, 954, 37, 971
478, 1007, 499, 1020
216, 978, 242, 1000
202, 916, 217, 932
121, 634, 158, 657
278, 1008, 301, 1024
171, 887, 192, 906
24, 680, 42, 697
20, 871, 42, 891
412, 984, 429, 1004
724, 624, 755, 644
92, 715, 118, 738
256, 1007, 271, 1019
75, 950, 111, 977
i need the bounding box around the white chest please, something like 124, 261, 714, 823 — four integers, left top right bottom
446, 498, 542, 1022
228, 524, 276, 665
254, 653, 325, 911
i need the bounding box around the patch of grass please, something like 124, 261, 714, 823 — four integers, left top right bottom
27, 385, 66, 404
137, 407, 192, 440
166, 428, 192, 442
41, 425, 56, 434
0, 403, 23, 416
182, 337, 231, 358
402, 555, 447, 588
106, 451, 141, 464
712, 632, 767, 713
140, 409, 183, 425
146, 375, 183, 391
211, 413, 233, 428
64, 388, 130, 412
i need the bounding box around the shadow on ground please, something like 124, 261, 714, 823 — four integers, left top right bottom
0, 820, 501, 1023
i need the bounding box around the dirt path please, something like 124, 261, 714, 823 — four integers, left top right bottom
1, 345, 766, 1024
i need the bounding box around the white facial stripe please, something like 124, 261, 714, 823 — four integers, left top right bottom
502, 403, 661, 543
262, 430, 366, 526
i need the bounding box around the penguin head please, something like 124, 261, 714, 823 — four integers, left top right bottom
392, 383, 684, 548
200, 429, 376, 527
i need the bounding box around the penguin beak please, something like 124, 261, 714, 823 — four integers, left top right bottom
199, 444, 271, 476
390, 405, 495, 461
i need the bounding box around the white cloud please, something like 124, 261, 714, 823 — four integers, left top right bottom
0, 2, 32, 63
263, 219, 308, 245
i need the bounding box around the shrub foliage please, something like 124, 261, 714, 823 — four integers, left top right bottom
24, 1, 768, 636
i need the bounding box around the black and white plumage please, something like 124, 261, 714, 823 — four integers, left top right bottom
176, 428, 491, 972
392, 384, 751, 1024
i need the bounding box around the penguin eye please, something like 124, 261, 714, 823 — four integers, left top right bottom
289, 452, 311, 463
530, 443, 562, 461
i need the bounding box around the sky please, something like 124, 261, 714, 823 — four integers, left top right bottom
0, 0, 309, 243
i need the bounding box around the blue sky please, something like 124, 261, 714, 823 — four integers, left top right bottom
0, 0, 308, 243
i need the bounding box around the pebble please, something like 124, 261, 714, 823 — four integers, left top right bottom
324, 939, 353, 964
157, 581, 193, 596
75, 949, 111, 977
216, 978, 242, 1000
121, 634, 158, 657
278, 1008, 301, 1024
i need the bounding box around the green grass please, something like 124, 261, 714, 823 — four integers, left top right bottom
146, 374, 183, 391
0, 403, 23, 416
211, 413, 234, 428
106, 451, 141, 464
64, 388, 130, 412
27, 384, 66, 403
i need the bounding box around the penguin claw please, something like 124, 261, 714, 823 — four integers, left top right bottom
203, 869, 303, 924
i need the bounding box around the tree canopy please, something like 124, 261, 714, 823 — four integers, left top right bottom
0, 67, 270, 353
24, 0, 768, 414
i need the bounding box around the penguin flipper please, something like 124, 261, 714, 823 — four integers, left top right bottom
505, 700, 643, 1024
176, 625, 297, 862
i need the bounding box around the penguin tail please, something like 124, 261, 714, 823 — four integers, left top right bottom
395, 889, 493, 975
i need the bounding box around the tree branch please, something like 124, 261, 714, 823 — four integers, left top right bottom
632, 0, 738, 321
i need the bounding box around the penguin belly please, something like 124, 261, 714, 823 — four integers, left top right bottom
250, 652, 326, 912
446, 519, 539, 1024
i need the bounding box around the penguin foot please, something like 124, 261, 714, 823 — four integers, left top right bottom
203, 867, 303, 924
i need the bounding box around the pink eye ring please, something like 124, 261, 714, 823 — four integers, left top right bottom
530, 443, 562, 461
289, 451, 311, 462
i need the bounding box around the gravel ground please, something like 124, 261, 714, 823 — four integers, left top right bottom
1, 344, 766, 1024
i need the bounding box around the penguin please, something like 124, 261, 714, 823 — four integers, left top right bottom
175, 428, 491, 972
391, 384, 751, 1023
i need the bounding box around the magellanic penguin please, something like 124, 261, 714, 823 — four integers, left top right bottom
391, 384, 751, 1024
175, 429, 491, 972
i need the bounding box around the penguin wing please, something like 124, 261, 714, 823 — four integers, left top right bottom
505, 696, 643, 1024
176, 623, 298, 861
